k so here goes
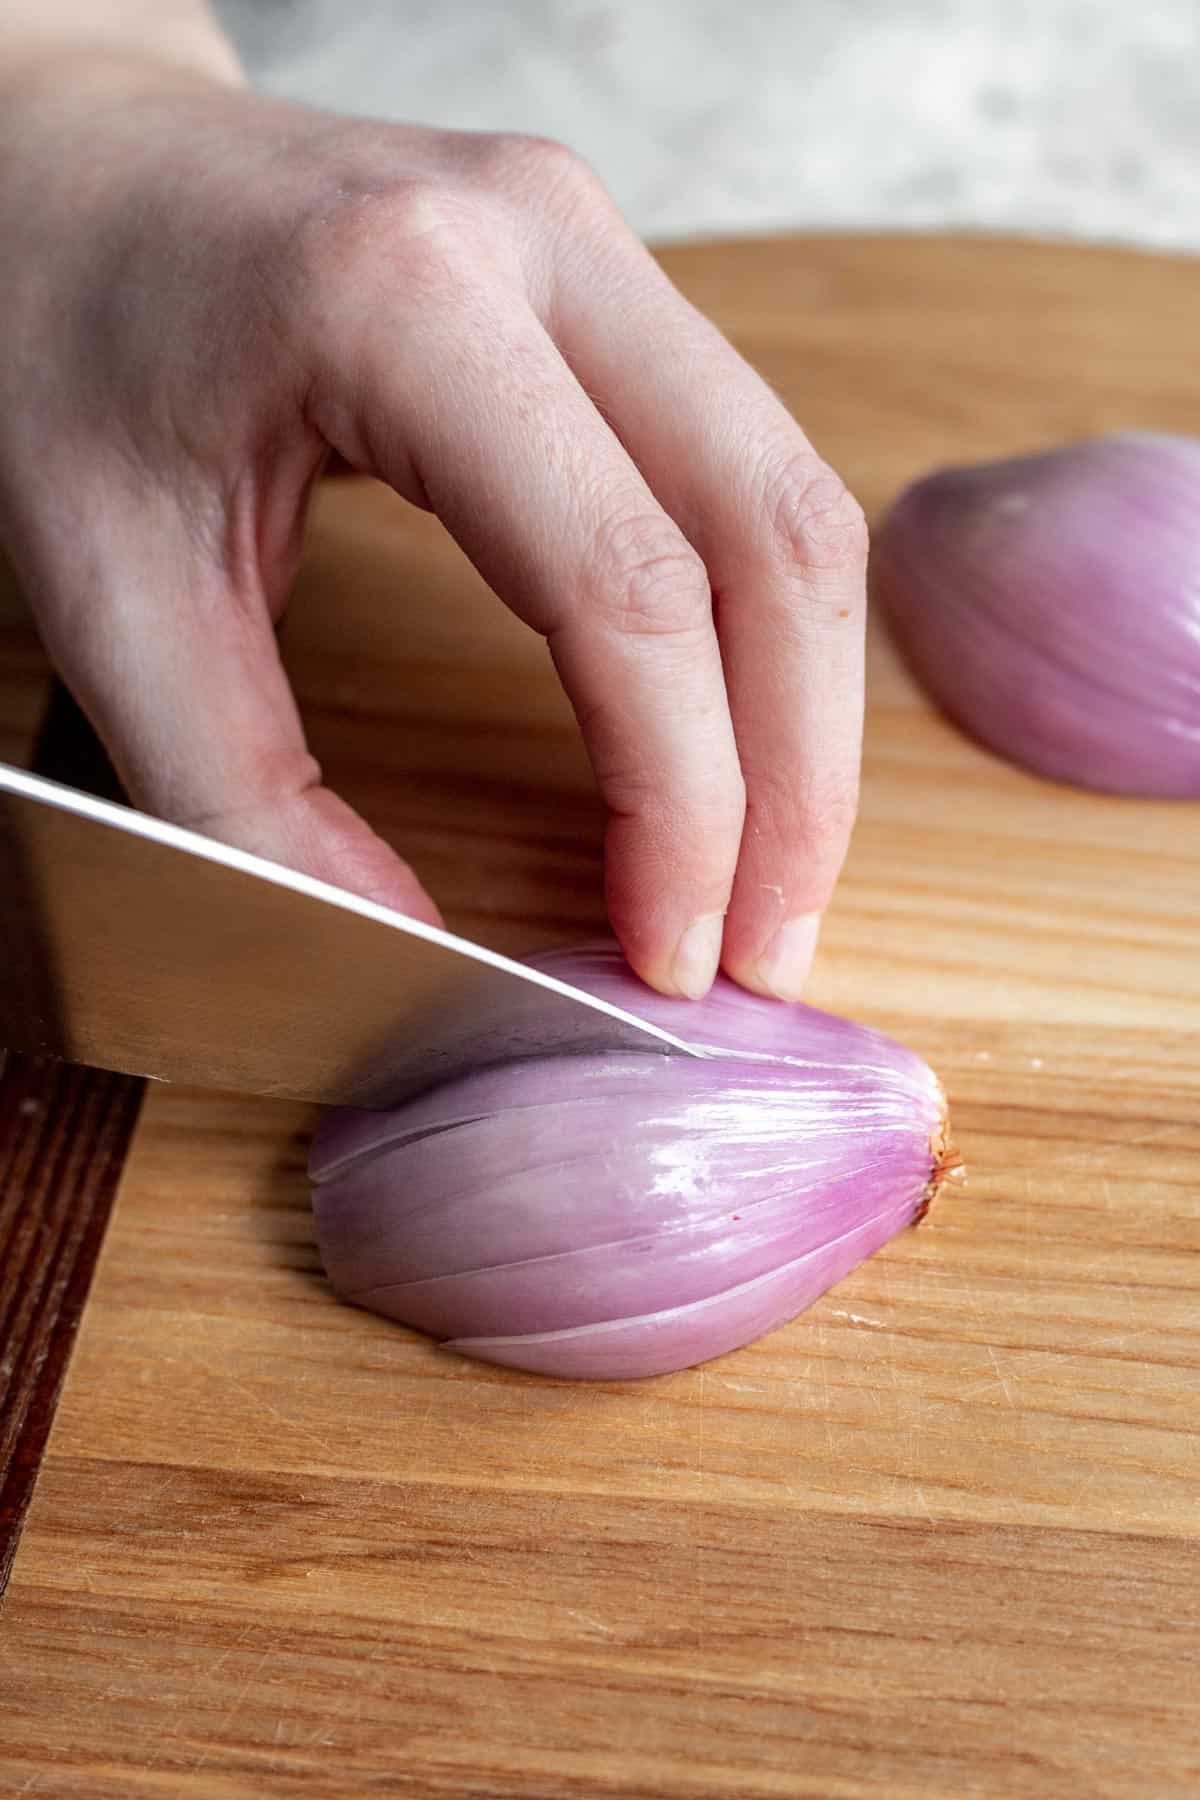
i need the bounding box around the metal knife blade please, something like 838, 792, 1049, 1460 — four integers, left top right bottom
0, 763, 698, 1108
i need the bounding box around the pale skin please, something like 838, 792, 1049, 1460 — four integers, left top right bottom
0, 2, 867, 1002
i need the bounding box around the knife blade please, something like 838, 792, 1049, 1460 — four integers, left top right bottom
0, 763, 698, 1108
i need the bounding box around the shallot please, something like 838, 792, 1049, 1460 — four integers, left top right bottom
873, 432, 1200, 794
311, 945, 957, 1380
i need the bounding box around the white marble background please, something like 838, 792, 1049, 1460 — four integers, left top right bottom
216, 0, 1200, 248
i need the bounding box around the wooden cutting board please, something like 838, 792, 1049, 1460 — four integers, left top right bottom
2, 234, 1198, 1799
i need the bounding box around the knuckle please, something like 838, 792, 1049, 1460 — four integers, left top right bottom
699, 775, 749, 849
293, 174, 483, 292
591, 513, 712, 638
746, 766, 859, 861
608, 764, 746, 856
473, 131, 599, 203
763, 451, 869, 577
806, 782, 860, 857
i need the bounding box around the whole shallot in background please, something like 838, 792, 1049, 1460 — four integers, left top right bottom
311, 945, 958, 1381
872, 432, 1200, 794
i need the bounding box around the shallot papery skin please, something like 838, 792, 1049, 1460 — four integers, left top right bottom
310, 945, 953, 1381
873, 433, 1200, 795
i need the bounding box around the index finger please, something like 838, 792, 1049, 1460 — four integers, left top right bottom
316, 280, 745, 999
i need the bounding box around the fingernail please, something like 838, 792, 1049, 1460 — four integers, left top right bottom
754, 913, 821, 1001
671, 912, 725, 1000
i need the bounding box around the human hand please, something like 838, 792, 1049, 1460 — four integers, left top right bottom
0, 54, 866, 1000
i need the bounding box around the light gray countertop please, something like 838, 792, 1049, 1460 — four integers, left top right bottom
217, 0, 1200, 249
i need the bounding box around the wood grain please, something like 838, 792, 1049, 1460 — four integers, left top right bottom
1, 235, 1199, 1798
0, 1056, 144, 1601
0, 692, 145, 1599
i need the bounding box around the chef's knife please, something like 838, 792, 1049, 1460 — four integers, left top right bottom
0, 762, 698, 1108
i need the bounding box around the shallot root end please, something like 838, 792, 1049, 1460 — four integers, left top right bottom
915, 1109, 965, 1223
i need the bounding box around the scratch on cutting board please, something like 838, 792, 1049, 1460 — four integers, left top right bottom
984, 1342, 1017, 1410
947, 1272, 1019, 1410
142, 1628, 263, 1775
959, 1320, 1162, 1399
1050, 1121, 1183, 1176
291, 1677, 375, 1755
909, 1481, 937, 1525
563, 1608, 614, 1635
190, 1650, 274, 1773
197, 1623, 259, 1689
174, 1348, 339, 1464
